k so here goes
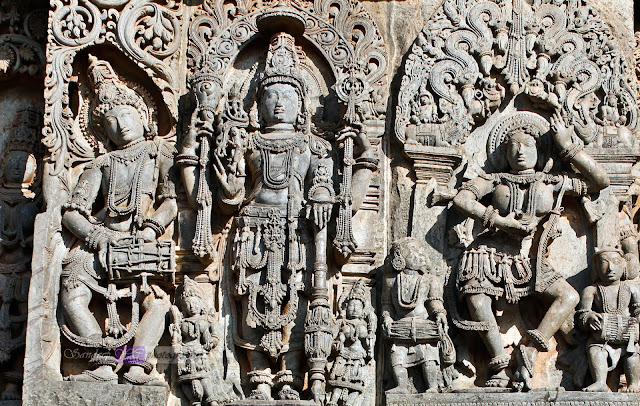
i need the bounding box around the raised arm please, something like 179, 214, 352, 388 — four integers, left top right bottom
550, 111, 609, 192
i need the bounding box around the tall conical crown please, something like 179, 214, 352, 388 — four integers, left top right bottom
259, 32, 306, 95
87, 55, 153, 138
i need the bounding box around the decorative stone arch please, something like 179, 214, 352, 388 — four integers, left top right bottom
188, 0, 388, 126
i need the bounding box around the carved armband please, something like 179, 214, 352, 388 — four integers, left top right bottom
482, 205, 499, 229
63, 179, 94, 218
176, 153, 199, 167
460, 181, 482, 200
559, 143, 583, 161
354, 156, 379, 171
142, 217, 166, 238
308, 163, 335, 203
158, 174, 177, 200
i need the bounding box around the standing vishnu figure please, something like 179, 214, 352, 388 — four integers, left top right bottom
452, 111, 610, 390
179, 32, 378, 400
60, 56, 177, 384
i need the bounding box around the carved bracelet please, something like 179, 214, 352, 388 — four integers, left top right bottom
482, 205, 499, 229
142, 217, 166, 238
559, 143, 583, 160
176, 153, 199, 166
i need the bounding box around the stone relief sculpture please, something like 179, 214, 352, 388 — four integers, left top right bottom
181, 30, 379, 401
452, 112, 609, 389
326, 280, 376, 406
170, 276, 238, 405
382, 237, 456, 394
60, 55, 177, 385
12, 0, 640, 404
394, 0, 640, 396
0, 108, 42, 401
577, 246, 640, 393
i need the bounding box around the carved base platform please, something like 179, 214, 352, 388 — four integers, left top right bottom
385, 391, 640, 405
22, 381, 168, 406
227, 401, 316, 405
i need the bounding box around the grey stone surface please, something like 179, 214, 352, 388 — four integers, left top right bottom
23, 381, 168, 406
385, 391, 640, 405
8, 0, 640, 404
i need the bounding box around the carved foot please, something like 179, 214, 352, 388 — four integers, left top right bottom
623, 384, 640, 393
249, 389, 271, 401
485, 370, 509, 388
123, 370, 167, 386
66, 366, 118, 384
513, 345, 537, 392
583, 382, 609, 392
278, 385, 300, 400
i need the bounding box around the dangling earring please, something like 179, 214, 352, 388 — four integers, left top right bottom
392, 251, 406, 271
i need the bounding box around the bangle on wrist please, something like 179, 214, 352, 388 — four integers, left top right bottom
559, 143, 583, 160
482, 205, 499, 229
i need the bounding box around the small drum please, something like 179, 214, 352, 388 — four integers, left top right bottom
599, 314, 639, 345
107, 236, 175, 282
387, 318, 440, 343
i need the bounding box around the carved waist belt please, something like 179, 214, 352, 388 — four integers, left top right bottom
237, 204, 306, 227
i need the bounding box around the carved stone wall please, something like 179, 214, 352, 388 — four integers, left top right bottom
0, 0, 635, 405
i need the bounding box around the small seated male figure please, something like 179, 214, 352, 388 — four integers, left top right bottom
577, 246, 640, 392
382, 237, 455, 393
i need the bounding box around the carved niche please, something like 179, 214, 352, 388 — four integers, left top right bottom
26, 0, 387, 405
391, 0, 640, 399
181, 1, 388, 403
0, 0, 47, 402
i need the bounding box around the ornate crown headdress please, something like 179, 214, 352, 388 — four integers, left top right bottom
338, 280, 369, 317
594, 245, 624, 257
176, 276, 205, 305
4, 107, 42, 155
259, 32, 306, 95
86, 55, 156, 141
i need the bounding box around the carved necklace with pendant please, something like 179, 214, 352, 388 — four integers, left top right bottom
107, 140, 150, 219
252, 132, 306, 190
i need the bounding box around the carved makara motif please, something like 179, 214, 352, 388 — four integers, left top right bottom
0, 107, 42, 401
60, 55, 177, 385
395, 0, 639, 151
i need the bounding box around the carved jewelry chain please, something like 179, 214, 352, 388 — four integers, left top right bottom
260, 148, 294, 190
599, 284, 627, 315
254, 133, 304, 190
107, 142, 149, 219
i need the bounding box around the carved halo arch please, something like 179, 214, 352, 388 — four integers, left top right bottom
188, 0, 388, 124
